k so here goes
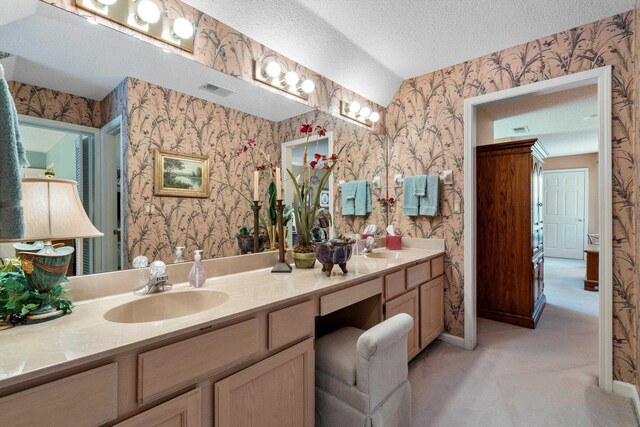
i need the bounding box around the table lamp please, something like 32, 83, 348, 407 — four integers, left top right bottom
1, 178, 103, 323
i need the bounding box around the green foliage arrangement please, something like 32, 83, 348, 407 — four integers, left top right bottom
0, 260, 73, 325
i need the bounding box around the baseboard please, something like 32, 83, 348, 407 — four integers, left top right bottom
437, 333, 465, 348
613, 380, 640, 418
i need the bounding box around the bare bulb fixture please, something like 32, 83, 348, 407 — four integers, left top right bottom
284, 71, 299, 86
96, 0, 117, 5
348, 101, 361, 114
369, 112, 380, 123
173, 17, 194, 39
359, 107, 371, 119
300, 79, 315, 94
136, 0, 161, 24
264, 61, 282, 78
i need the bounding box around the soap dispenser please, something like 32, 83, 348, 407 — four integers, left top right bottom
189, 250, 206, 288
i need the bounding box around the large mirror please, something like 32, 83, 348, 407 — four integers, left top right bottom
0, 0, 375, 275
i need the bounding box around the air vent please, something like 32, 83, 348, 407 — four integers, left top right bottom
201, 83, 233, 97
512, 126, 529, 134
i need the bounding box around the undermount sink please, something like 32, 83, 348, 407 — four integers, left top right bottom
104, 290, 229, 324
364, 251, 407, 260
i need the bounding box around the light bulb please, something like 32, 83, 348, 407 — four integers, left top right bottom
301, 79, 315, 94
369, 111, 380, 123
284, 71, 299, 86
96, 0, 117, 5
359, 107, 371, 119
173, 17, 194, 39
137, 0, 161, 24
265, 61, 281, 78
349, 101, 361, 114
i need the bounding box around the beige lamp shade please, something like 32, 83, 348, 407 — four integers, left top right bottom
4, 178, 103, 242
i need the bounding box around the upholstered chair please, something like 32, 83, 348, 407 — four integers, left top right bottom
315, 313, 413, 427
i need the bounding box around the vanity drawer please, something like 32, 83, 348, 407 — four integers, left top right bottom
384, 270, 406, 299
138, 318, 260, 404
0, 363, 118, 427
407, 261, 431, 289
431, 256, 445, 277
320, 277, 382, 315
269, 300, 315, 350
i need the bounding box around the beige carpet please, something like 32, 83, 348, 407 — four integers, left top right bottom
409, 257, 638, 426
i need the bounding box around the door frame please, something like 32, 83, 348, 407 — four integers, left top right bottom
281, 132, 335, 242
543, 167, 589, 259
17, 114, 102, 275
463, 66, 613, 391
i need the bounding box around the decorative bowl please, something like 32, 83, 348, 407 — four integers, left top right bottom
315, 240, 355, 277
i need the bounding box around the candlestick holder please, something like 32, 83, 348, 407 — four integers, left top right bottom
251, 201, 261, 254
272, 199, 292, 273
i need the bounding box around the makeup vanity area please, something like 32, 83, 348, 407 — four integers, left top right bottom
0, 242, 444, 426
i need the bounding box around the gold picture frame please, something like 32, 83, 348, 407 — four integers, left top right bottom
154, 150, 210, 198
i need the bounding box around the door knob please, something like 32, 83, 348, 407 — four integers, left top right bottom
577, 219, 583, 222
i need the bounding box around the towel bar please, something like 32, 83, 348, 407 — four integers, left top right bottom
394, 171, 453, 187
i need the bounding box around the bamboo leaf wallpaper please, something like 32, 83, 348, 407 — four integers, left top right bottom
386, 12, 637, 384
11, 1, 640, 389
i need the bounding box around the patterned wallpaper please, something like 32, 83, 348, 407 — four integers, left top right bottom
277, 111, 388, 237
42, 0, 385, 132
386, 12, 637, 383
8, 81, 103, 127
125, 78, 279, 264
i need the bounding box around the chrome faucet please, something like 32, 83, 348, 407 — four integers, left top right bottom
133, 259, 173, 295
362, 236, 377, 254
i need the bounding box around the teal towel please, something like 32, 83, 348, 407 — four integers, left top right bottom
419, 175, 440, 216
354, 180, 371, 216
341, 181, 357, 216
414, 175, 427, 197
0, 78, 28, 240
402, 176, 419, 216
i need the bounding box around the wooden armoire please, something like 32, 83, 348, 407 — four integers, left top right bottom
476, 138, 548, 329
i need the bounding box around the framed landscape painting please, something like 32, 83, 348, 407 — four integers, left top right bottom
154, 150, 210, 198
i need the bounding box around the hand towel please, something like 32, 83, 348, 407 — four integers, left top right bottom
414, 174, 427, 197
419, 175, 440, 216
341, 181, 357, 216
402, 176, 419, 216
354, 180, 371, 216
0, 78, 29, 240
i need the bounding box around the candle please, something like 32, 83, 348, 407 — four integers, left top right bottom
275, 167, 282, 200
253, 171, 259, 201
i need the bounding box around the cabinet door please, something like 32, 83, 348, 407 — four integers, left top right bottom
215, 338, 314, 427
420, 276, 444, 349
533, 257, 545, 305
116, 389, 201, 427
385, 289, 420, 360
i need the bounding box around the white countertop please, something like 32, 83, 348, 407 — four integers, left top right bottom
0, 248, 443, 389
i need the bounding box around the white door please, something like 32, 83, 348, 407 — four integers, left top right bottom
543, 170, 586, 259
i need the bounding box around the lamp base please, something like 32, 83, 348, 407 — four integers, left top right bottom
271, 261, 293, 273
23, 305, 65, 324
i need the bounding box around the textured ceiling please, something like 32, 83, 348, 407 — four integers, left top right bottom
185, 0, 635, 106
481, 85, 598, 157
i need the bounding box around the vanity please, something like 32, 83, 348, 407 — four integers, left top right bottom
0, 246, 444, 427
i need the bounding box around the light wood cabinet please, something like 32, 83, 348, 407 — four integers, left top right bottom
115, 389, 201, 427
0, 363, 118, 427
215, 338, 314, 427
420, 276, 444, 348
383, 256, 445, 361
385, 288, 420, 360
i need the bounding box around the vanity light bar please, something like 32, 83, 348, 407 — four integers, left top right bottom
74, 0, 196, 53
253, 61, 315, 101
339, 101, 380, 128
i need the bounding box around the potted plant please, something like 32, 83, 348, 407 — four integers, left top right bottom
287, 123, 343, 268
236, 225, 267, 254
310, 227, 355, 276
0, 259, 73, 328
